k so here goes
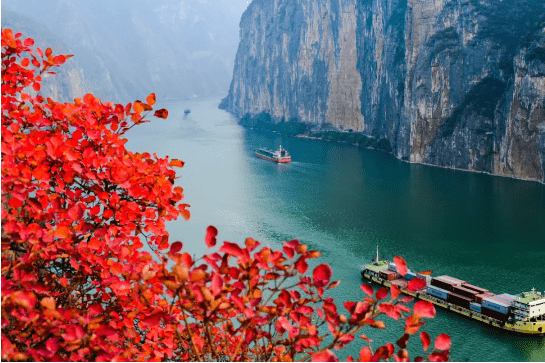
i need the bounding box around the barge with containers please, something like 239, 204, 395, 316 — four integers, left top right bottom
361, 252, 545, 336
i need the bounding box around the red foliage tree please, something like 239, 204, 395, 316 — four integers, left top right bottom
1, 28, 451, 362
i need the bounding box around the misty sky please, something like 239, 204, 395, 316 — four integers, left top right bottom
1, 0, 253, 99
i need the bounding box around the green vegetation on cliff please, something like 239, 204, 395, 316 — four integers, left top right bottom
239, 113, 393, 152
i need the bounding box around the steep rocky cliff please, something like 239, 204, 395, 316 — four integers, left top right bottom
221, 0, 545, 183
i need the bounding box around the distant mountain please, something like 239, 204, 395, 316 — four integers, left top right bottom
2, 0, 249, 103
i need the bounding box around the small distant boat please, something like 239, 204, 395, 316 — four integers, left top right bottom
184, 109, 191, 114
255, 145, 291, 163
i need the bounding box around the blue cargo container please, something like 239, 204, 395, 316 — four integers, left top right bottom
404, 271, 417, 281
427, 286, 449, 300
482, 298, 510, 314
470, 302, 482, 313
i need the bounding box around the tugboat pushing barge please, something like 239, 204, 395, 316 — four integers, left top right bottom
361, 247, 545, 336
255, 145, 291, 163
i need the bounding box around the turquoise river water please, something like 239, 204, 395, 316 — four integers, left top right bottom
126, 96, 545, 362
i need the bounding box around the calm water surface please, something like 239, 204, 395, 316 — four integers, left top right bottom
126, 97, 545, 362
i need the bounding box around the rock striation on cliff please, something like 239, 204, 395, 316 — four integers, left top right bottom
221, 0, 545, 183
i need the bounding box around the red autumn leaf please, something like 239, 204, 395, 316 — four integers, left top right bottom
8, 198, 23, 208
385, 343, 395, 357
170, 241, 183, 254
190, 269, 206, 283
68, 205, 83, 221
23, 38, 34, 46
407, 278, 427, 292
396, 333, 410, 349
219, 241, 243, 257
32, 82, 40, 92
170, 159, 184, 168
359, 346, 372, 362
369, 320, 386, 329
180, 209, 190, 220
295, 256, 308, 274
376, 287, 389, 300
313, 263, 332, 288
420, 331, 431, 351
70, 258, 79, 271
311, 349, 338, 362
393, 256, 408, 276
154, 109, 169, 119
46, 338, 59, 353
417, 270, 433, 275
283, 245, 295, 259
133, 101, 144, 113
413, 301, 436, 318
361, 283, 374, 296
434, 334, 451, 351
54, 226, 70, 238
45, 47, 52, 57
399, 296, 414, 303
405, 314, 424, 335
60, 277, 68, 287
146, 93, 156, 106
390, 284, 401, 300
205, 225, 218, 248
379, 303, 401, 320
428, 351, 450, 362
142, 312, 167, 326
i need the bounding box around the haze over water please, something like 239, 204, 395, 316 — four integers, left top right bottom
126, 97, 545, 362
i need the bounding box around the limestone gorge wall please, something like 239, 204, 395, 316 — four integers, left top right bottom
221, 0, 545, 183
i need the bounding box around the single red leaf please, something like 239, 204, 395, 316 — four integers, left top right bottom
170, 159, 184, 168
133, 101, 144, 113
146, 93, 156, 106
407, 278, 427, 292
376, 287, 389, 300
54, 226, 70, 238
399, 296, 414, 303
434, 334, 451, 351
283, 245, 295, 259
8, 198, 23, 208
205, 226, 218, 248
361, 284, 374, 296
46, 338, 59, 353
417, 270, 433, 275
312, 263, 332, 288
393, 256, 408, 276
32, 82, 40, 92
311, 349, 338, 362
24, 38, 34, 46
154, 109, 169, 119
390, 284, 401, 300
170, 241, 183, 254
359, 346, 372, 362
379, 303, 401, 320
413, 301, 436, 318
294, 256, 308, 274
396, 333, 410, 349
420, 331, 431, 351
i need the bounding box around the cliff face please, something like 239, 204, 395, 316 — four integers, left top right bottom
221, 0, 545, 183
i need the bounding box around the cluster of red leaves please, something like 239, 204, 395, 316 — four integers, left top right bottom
1, 29, 452, 362
1, 28, 182, 361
